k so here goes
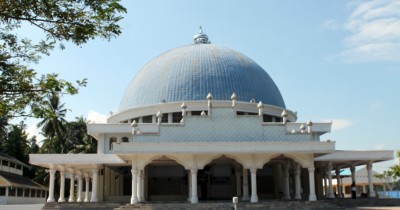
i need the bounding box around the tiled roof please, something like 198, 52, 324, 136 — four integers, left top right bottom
119, 44, 285, 110
0, 171, 46, 190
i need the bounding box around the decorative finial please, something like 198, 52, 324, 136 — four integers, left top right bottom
194, 26, 210, 44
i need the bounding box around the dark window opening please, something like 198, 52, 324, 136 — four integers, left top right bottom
0, 187, 6, 196
9, 162, 15, 168
8, 187, 16, 196
121, 137, 129, 142
36, 190, 41, 197
30, 189, 36, 197
2, 160, 8, 166
236, 111, 245, 115
172, 112, 182, 123
17, 188, 23, 196
142, 115, 152, 123
42, 190, 46, 198
16, 164, 22, 170
121, 120, 128, 123
275, 117, 283, 122
109, 137, 117, 150
263, 115, 274, 122
24, 189, 30, 197
248, 112, 258, 115
191, 111, 202, 115
161, 113, 168, 123
131, 118, 139, 123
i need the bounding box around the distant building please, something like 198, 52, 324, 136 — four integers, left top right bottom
330, 167, 392, 198
30, 28, 393, 204
0, 152, 47, 204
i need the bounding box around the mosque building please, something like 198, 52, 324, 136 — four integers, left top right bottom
29, 28, 393, 204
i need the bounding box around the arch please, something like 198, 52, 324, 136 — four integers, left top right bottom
140, 154, 190, 170
259, 153, 311, 168
199, 154, 245, 170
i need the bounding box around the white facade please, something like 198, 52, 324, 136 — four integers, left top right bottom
29, 30, 394, 204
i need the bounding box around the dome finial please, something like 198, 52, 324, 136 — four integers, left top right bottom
194, 26, 210, 44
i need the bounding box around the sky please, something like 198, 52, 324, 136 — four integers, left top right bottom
22, 0, 399, 172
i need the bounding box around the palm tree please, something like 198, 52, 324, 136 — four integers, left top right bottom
66, 117, 97, 154
0, 117, 8, 149
37, 93, 68, 153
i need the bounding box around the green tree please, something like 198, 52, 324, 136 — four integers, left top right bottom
0, 0, 126, 118
4, 122, 29, 161
0, 117, 8, 147
66, 117, 97, 154
37, 93, 68, 153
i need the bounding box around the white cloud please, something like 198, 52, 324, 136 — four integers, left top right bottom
25, 124, 45, 146
374, 144, 386, 150
321, 19, 341, 30
87, 110, 108, 124
322, 119, 354, 131
328, 0, 400, 62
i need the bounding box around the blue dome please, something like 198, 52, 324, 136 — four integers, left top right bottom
119, 44, 285, 110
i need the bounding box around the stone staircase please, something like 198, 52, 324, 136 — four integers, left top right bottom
41, 199, 400, 210
117, 200, 341, 210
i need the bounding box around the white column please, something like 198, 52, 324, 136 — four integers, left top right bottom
187, 170, 192, 202
366, 162, 376, 197
235, 167, 242, 197
47, 169, 56, 202
190, 168, 198, 203
308, 167, 317, 201
137, 169, 143, 202
250, 168, 258, 203
350, 165, 356, 184
323, 176, 327, 197
327, 162, 334, 198
242, 169, 250, 201
84, 175, 90, 202
295, 164, 302, 200
90, 169, 98, 202
283, 164, 290, 200
59, 170, 66, 202
68, 171, 75, 202
77, 174, 83, 202
131, 168, 138, 204
336, 168, 341, 198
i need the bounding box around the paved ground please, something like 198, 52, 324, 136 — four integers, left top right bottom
0, 204, 44, 210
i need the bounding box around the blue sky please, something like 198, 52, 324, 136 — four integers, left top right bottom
24, 0, 399, 171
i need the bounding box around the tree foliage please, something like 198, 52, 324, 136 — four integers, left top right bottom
0, 0, 126, 118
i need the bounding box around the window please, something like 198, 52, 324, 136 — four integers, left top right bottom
30, 189, 36, 197
16, 164, 22, 170
191, 111, 202, 115
42, 190, 46, 198
2, 160, 8, 166
24, 189, 30, 197
9, 162, 15, 168
161, 113, 168, 123
236, 111, 244, 115
172, 112, 182, 123
8, 187, 16, 196
248, 112, 257, 115
36, 190, 41, 197
131, 118, 139, 123
142, 115, 152, 123
275, 117, 283, 122
121, 137, 129, 142
17, 188, 23, 196
109, 137, 117, 150
263, 115, 273, 122
0, 187, 6, 196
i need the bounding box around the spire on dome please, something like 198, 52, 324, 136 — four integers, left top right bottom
194, 26, 210, 44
